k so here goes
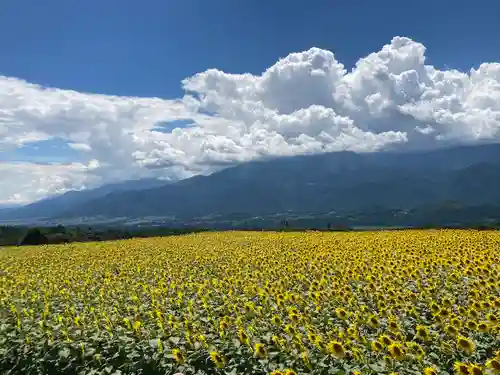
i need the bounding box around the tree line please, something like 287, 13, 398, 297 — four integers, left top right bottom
0, 225, 208, 246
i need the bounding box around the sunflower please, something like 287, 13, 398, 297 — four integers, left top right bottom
284, 370, 297, 375
410, 342, 425, 359
472, 301, 482, 310
439, 308, 451, 318
244, 302, 255, 313
371, 340, 383, 352
254, 343, 267, 359
307, 331, 317, 343
469, 308, 479, 318
279, 338, 287, 348
347, 326, 358, 338
430, 302, 440, 313
336, 308, 349, 320
487, 313, 498, 324
289, 312, 300, 323
468, 364, 483, 375
300, 351, 310, 366
408, 307, 418, 318
384, 356, 392, 366
315, 338, 327, 352
441, 341, 453, 354
456, 336, 475, 354
288, 307, 299, 315
379, 334, 393, 346
467, 320, 478, 331
388, 343, 405, 361
219, 320, 229, 331
486, 358, 500, 375
451, 318, 461, 328
388, 319, 399, 332
271, 315, 282, 326
445, 325, 459, 336
285, 324, 296, 336
292, 340, 304, 352
210, 351, 225, 368
271, 335, 281, 346
477, 322, 489, 333
453, 362, 469, 375
327, 340, 346, 359
415, 325, 430, 341
238, 328, 250, 345
270, 371, 284, 375
424, 367, 438, 375
172, 348, 185, 365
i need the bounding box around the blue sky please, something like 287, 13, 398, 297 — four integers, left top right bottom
1, 0, 500, 203
1, 0, 499, 98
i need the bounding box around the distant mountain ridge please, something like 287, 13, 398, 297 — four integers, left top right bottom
57, 143, 500, 221
0, 204, 20, 210
0, 178, 170, 221
3, 143, 500, 227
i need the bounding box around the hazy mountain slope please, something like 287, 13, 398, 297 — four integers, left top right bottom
56, 143, 500, 220
0, 178, 170, 220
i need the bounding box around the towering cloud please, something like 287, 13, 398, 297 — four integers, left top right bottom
1, 37, 499, 203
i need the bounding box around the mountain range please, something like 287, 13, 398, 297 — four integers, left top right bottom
0, 178, 169, 221
2, 143, 500, 228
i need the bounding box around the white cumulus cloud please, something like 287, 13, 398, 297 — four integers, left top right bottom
1, 36, 500, 204
0, 161, 100, 204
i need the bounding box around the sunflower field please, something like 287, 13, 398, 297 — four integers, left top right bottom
0, 230, 499, 375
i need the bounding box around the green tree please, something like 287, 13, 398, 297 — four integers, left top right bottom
20, 228, 49, 246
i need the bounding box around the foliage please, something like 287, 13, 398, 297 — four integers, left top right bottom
0, 230, 499, 374
19, 228, 49, 246
0, 225, 208, 247
0, 226, 26, 246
